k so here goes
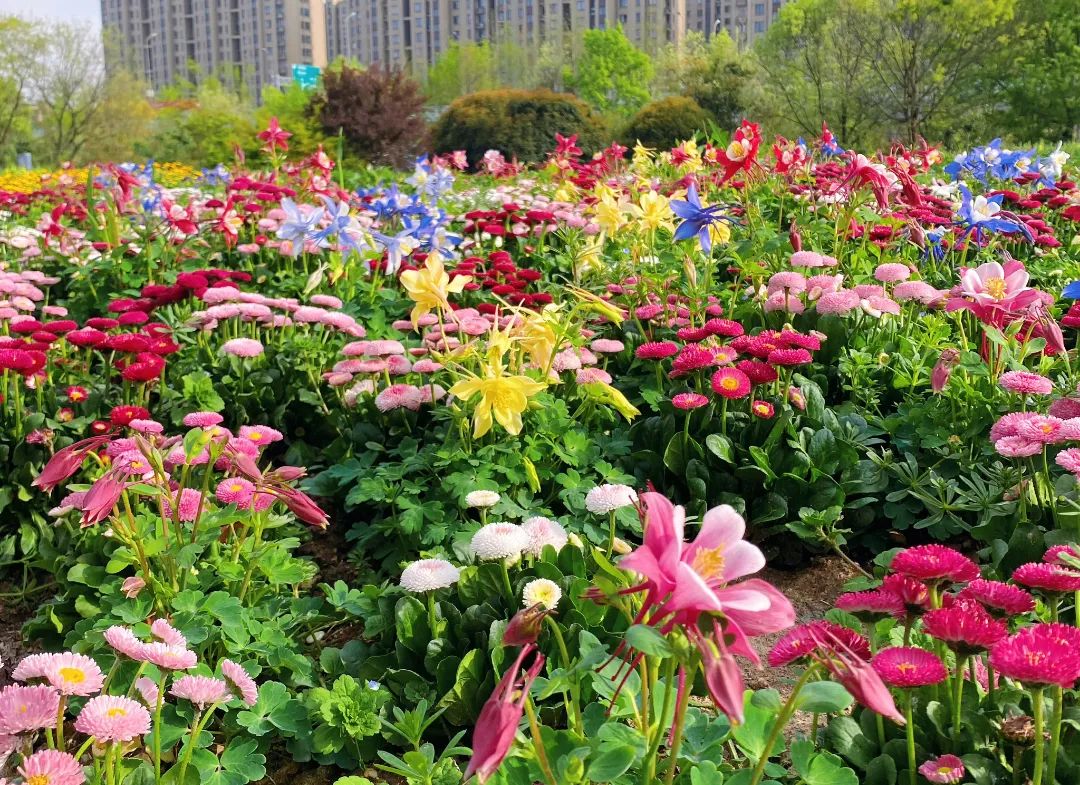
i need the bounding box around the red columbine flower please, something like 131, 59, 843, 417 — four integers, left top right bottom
1012, 562, 1080, 593
957, 579, 1034, 616
835, 590, 905, 621
989, 623, 1080, 687
890, 544, 979, 584
879, 574, 931, 614
768, 621, 870, 668
713, 120, 761, 183
750, 400, 775, 419
257, 116, 292, 153
711, 368, 751, 399
922, 600, 1007, 654
635, 341, 679, 360
872, 646, 948, 688
672, 392, 709, 410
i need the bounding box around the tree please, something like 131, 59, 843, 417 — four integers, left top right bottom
854, 0, 1016, 143
314, 64, 428, 168
148, 79, 256, 165
81, 70, 156, 163
620, 96, 711, 150
752, 0, 881, 147
25, 20, 108, 163
425, 43, 498, 106
0, 17, 45, 165
652, 30, 752, 128
564, 27, 653, 117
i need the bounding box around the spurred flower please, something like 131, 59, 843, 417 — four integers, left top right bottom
922, 600, 1007, 653
872, 646, 948, 688
74, 695, 151, 741
957, 579, 1034, 616
1012, 562, 1080, 593
768, 621, 870, 668
890, 544, 979, 583
989, 624, 1080, 687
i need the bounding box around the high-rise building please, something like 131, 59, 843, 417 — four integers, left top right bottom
324, 0, 688, 75
100, 0, 328, 97
687, 0, 788, 47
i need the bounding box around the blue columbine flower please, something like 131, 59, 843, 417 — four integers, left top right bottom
955, 184, 1033, 244
670, 183, 736, 255
276, 198, 325, 256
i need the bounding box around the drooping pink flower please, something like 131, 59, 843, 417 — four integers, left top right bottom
931, 349, 960, 393
121, 576, 146, 598
72, 695, 149, 742
890, 544, 979, 583
464, 645, 545, 784
989, 623, 1080, 687
872, 646, 948, 688
221, 659, 258, 706
17, 749, 84, 785
688, 626, 746, 724
999, 370, 1053, 395
0, 684, 60, 733
170, 675, 231, 709
813, 630, 904, 724
1012, 562, 1080, 593
957, 579, 1034, 616
922, 600, 1007, 653
918, 755, 966, 784
768, 621, 870, 668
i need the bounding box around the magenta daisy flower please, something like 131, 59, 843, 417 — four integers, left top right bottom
890, 544, 979, 583
672, 392, 709, 410
634, 341, 679, 360
238, 425, 284, 445
879, 574, 931, 612
736, 359, 778, 384
989, 624, 1080, 687
0, 684, 60, 733
216, 477, 256, 507
710, 368, 751, 399
374, 384, 424, 412
705, 318, 743, 337
171, 675, 231, 708
1012, 562, 1080, 593
670, 345, 716, 377
163, 488, 204, 522
918, 755, 966, 784
835, 590, 905, 620
872, 646, 948, 688
995, 436, 1044, 458
921, 600, 1007, 653
766, 348, 812, 366
999, 370, 1053, 395
768, 621, 870, 668
1044, 544, 1080, 567
17, 749, 84, 785
957, 579, 1034, 616
221, 660, 258, 706
74, 695, 151, 741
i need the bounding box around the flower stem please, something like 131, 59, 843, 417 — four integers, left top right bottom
749, 665, 818, 785
544, 616, 583, 737
605, 510, 617, 558
904, 691, 916, 785
1047, 685, 1064, 785
663, 662, 696, 785
499, 560, 515, 604
644, 657, 677, 785
1033, 687, 1046, 785
524, 695, 557, 785
952, 655, 967, 750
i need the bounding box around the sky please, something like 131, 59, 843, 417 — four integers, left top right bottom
2, 0, 100, 26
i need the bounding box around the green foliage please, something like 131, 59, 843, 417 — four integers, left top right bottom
652, 30, 752, 128
425, 42, 499, 106
256, 82, 330, 158
302, 675, 390, 767
430, 88, 610, 165
148, 79, 256, 165
564, 27, 653, 117
620, 97, 711, 151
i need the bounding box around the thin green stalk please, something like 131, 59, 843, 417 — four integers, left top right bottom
904, 692, 916, 785
749, 666, 818, 785
1033, 687, 1046, 785
524, 695, 557, 785
663, 663, 697, 785
1047, 685, 1063, 785
952, 656, 968, 750
644, 657, 678, 785
499, 560, 515, 604
605, 510, 617, 559
544, 616, 583, 737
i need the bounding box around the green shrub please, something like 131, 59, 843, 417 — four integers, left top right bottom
430, 88, 610, 166
620, 96, 711, 151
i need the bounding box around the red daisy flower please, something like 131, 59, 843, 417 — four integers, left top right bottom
957, 579, 1034, 616
835, 590, 905, 620
989, 623, 1080, 687
710, 368, 751, 399
1012, 562, 1080, 593
872, 646, 948, 688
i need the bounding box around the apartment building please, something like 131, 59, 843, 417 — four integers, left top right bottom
687, 0, 788, 46
101, 0, 328, 96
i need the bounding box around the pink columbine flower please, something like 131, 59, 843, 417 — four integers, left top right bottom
989, 623, 1080, 687
221, 660, 258, 706
171, 675, 231, 708
672, 392, 709, 410
931, 348, 960, 393
74, 695, 151, 741
18, 750, 85, 785
871, 646, 948, 688
121, 576, 146, 599
918, 754, 966, 784
221, 338, 264, 358
999, 370, 1053, 395
890, 544, 979, 583
0, 684, 60, 733
960, 260, 1030, 305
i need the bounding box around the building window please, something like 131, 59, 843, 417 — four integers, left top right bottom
754, 2, 764, 13
753, 19, 764, 31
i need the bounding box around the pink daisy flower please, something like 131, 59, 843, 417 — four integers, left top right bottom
670, 345, 716, 377
134, 676, 160, 708
634, 341, 679, 360
874, 263, 911, 283
576, 368, 613, 384
767, 272, 807, 294
672, 392, 709, 410
890, 544, 979, 583
74, 695, 151, 741
763, 292, 804, 314
104, 626, 148, 660
1057, 449, 1080, 474
1012, 562, 1080, 593
1016, 415, 1065, 444
893, 281, 942, 304
634, 304, 665, 320
139, 642, 198, 671
835, 590, 905, 620
990, 411, 1039, 441
879, 573, 931, 612
162, 488, 204, 522
0, 684, 60, 733
221, 660, 258, 706
999, 370, 1053, 395
1044, 544, 1080, 567
171, 675, 231, 708
128, 418, 164, 435
711, 368, 751, 399
750, 400, 775, 419
216, 477, 256, 507
521, 516, 569, 556
17, 750, 84, 785
989, 623, 1080, 687
221, 338, 264, 358
412, 359, 443, 373
814, 290, 860, 316
374, 384, 424, 412
590, 339, 625, 353
238, 425, 284, 445
872, 646, 947, 688
957, 579, 1034, 616
40, 653, 105, 696
918, 755, 966, 784
150, 619, 187, 648
789, 251, 827, 268
705, 318, 744, 337
995, 435, 1044, 458
767, 348, 812, 366
922, 600, 1007, 653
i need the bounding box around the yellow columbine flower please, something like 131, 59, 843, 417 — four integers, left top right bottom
573, 236, 606, 279
638, 190, 672, 232
449, 358, 547, 438
632, 141, 655, 173
399, 255, 471, 327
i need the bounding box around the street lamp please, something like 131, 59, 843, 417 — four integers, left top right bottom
143, 31, 159, 95
346, 11, 358, 62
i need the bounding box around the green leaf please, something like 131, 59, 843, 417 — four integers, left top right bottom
624, 624, 673, 658
790, 739, 859, 785
586, 743, 638, 781
794, 681, 853, 714
825, 717, 877, 769
236, 681, 307, 736
864, 755, 897, 785
706, 433, 734, 463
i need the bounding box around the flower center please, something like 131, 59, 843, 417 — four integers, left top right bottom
721, 377, 739, 391
27, 775, 50, 785
59, 667, 86, 683
985, 277, 1007, 300
107, 707, 128, 717
897, 662, 916, 674
691, 546, 726, 581
726, 140, 747, 161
